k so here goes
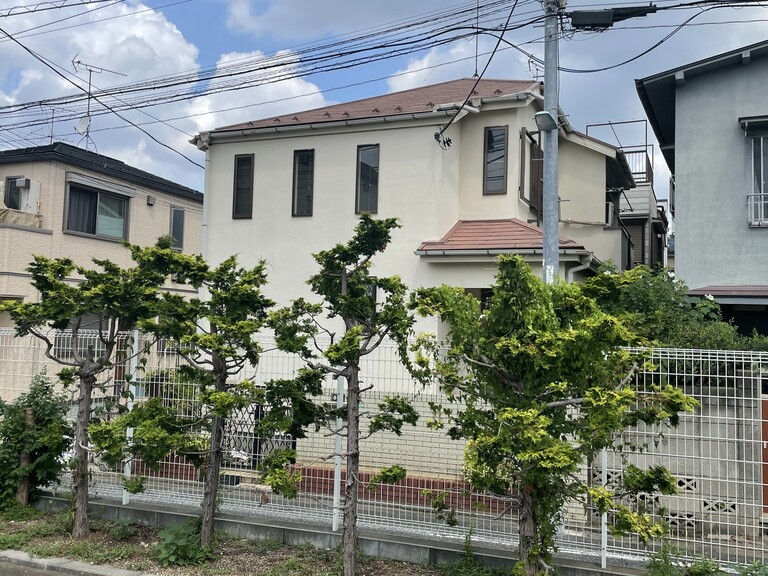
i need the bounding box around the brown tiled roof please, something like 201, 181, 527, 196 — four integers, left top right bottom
217, 78, 541, 131
416, 219, 583, 254
688, 285, 768, 297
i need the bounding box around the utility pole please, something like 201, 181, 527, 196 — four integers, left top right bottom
540, 0, 659, 284
541, 0, 563, 285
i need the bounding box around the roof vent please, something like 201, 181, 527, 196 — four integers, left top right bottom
342, 111, 350, 117
494, 89, 503, 94
395, 106, 402, 112
323, 112, 331, 117
427, 101, 435, 107
292, 116, 299, 121
273, 118, 281, 123
373, 108, 380, 113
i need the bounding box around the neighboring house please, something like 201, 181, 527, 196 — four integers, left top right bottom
637, 40, 768, 334
618, 145, 668, 269
191, 78, 635, 323
0, 142, 203, 327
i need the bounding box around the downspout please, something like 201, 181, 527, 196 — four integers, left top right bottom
566, 253, 594, 283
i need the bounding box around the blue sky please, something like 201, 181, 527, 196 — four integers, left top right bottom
1, 0, 767, 195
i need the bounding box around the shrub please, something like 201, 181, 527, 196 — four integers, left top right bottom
0, 372, 72, 508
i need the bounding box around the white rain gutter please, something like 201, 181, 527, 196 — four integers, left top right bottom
566, 253, 594, 283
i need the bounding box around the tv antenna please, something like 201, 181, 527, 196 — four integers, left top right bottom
71, 55, 126, 151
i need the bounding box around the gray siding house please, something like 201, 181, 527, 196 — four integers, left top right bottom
637, 40, 768, 334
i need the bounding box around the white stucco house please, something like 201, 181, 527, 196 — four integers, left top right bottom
192, 78, 635, 316
0, 142, 204, 325
637, 40, 768, 334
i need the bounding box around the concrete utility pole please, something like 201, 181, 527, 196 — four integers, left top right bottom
541, 0, 563, 285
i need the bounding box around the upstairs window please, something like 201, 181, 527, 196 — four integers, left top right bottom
170, 207, 184, 250
233, 154, 254, 219
750, 136, 768, 226
3, 176, 22, 210
484, 127, 508, 195
356, 144, 379, 213
292, 150, 314, 217
66, 184, 128, 240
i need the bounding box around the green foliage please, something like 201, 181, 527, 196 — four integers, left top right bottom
121, 476, 146, 495
738, 563, 768, 576
107, 519, 138, 541
583, 264, 768, 347
440, 534, 516, 576
412, 256, 698, 572
0, 372, 72, 508
368, 465, 407, 492
421, 489, 458, 527
0, 504, 41, 521
260, 449, 302, 498
90, 396, 207, 473
155, 518, 213, 567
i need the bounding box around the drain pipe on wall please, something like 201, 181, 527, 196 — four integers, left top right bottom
566, 254, 594, 283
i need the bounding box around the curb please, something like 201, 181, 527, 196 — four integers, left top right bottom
0, 549, 156, 575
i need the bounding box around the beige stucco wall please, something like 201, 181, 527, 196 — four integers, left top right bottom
0, 160, 202, 306
202, 103, 621, 321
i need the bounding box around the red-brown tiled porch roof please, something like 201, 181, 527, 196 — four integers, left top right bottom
415, 218, 584, 255
217, 78, 541, 131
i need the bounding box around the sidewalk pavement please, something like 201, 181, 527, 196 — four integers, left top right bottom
0, 550, 156, 575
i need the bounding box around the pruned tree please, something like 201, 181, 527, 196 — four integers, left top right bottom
411, 255, 698, 576
145, 256, 275, 548
0, 237, 204, 538
269, 215, 422, 576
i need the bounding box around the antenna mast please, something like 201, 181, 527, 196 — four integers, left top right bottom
71, 55, 126, 151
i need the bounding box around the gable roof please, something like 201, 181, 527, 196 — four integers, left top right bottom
415, 218, 584, 256
636, 39, 768, 174
212, 78, 541, 133
0, 142, 202, 201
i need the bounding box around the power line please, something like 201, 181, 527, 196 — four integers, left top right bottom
0, 25, 205, 168
0, 0, 118, 18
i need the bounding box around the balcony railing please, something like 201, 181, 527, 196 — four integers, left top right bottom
622, 148, 653, 185
748, 193, 768, 226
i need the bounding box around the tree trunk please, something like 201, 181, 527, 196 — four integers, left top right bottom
200, 411, 224, 548
518, 487, 539, 576
72, 375, 94, 539
15, 408, 35, 506
342, 368, 361, 576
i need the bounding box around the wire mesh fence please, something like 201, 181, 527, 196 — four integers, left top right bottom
1, 330, 767, 568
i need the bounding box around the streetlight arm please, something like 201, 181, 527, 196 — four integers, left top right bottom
569, 4, 657, 29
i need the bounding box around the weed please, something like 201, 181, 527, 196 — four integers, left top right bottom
0, 532, 31, 549
685, 557, 722, 576
107, 519, 138, 541
155, 518, 213, 567
738, 563, 768, 576
0, 504, 40, 521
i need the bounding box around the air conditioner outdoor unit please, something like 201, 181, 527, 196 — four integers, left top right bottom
16, 179, 41, 213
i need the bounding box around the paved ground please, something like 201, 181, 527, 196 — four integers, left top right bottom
0, 551, 153, 576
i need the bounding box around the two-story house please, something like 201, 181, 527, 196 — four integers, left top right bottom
191, 78, 635, 319
0, 142, 204, 326
637, 40, 768, 334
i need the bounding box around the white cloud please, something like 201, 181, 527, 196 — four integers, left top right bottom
186, 50, 327, 134
225, 0, 449, 40
387, 38, 535, 93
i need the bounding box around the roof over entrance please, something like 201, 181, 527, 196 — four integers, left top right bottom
415, 218, 584, 256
